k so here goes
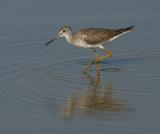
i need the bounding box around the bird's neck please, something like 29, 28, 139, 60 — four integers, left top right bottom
65, 33, 73, 44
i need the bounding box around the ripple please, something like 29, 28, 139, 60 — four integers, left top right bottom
0, 38, 159, 123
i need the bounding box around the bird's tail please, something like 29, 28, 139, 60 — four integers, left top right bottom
125, 26, 135, 31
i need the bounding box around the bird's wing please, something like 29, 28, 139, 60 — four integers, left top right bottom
78, 28, 131, 45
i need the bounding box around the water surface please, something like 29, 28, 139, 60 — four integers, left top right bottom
0, 0, 160, 134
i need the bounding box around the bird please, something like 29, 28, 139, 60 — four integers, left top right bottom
45, 25, 134, 70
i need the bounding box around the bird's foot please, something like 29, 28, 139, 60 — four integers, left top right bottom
85, 59, 96, 70
95, 57, 101, 64
85, 58, 101, 70
85, 49, 112, 71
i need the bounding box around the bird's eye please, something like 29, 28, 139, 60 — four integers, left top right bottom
63, 30, 65, 32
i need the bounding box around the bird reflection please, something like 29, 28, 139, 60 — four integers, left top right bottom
63, 67, 125, 118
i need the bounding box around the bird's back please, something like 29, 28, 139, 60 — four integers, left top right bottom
72, 27, 134, 45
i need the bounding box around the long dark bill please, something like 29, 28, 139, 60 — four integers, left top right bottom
44, 38, 56, 46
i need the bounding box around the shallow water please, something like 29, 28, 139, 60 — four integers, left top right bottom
0, 0, 160, 134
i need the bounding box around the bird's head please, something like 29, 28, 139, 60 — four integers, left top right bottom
58, 26, 72, 38
45, 25, 73, 46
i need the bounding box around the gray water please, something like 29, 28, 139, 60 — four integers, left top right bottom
0, 0, 160, 134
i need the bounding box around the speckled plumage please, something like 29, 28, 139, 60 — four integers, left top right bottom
45, 25, 135, 70
70, 26, 134, 48
45, 25, 134, 49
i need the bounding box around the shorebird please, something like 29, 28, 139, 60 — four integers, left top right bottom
45, 25, 134, 70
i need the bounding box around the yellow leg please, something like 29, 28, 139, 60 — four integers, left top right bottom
99, 49, 112, 61
96, 62, 101, 71
85, 49, 112, 70
85, 49, 100, 70
93, 49, 101, 70
95, 49, 112, 70
85, 59, 95, 70
93, 49, 101, 63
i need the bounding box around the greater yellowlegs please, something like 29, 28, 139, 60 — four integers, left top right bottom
45, 25, 134, 70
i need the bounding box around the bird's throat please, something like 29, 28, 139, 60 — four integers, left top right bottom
65, 34, 73, 44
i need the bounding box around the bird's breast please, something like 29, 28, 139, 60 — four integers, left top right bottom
72, 39, 91, 48
71, 38, 102, 49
